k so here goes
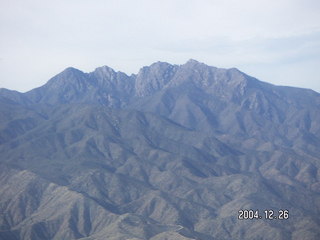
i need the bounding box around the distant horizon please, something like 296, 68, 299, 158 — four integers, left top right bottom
1, 0, 319, 93
2, 59, 320, 94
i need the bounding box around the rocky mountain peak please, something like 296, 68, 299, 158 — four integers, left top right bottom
92, 65, 118, 82
135, 61, 178, 97
184, 58, 205, 67
46, 67, 87, 88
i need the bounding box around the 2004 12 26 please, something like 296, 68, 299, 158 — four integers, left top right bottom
238, 209, 289, 220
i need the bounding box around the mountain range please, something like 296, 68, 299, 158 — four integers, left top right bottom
0, 59, 320, 240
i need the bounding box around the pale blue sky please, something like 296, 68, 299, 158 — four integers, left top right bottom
1, 0, 320, 92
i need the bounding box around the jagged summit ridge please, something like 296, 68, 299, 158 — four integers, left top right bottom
21, 60, 261, 103
135, 61, 178, 97
1, 60, 319, 116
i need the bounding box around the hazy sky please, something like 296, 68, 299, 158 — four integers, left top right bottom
1, 0, 320, 93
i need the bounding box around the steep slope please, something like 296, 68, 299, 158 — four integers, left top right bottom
0, 60, 320, 240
